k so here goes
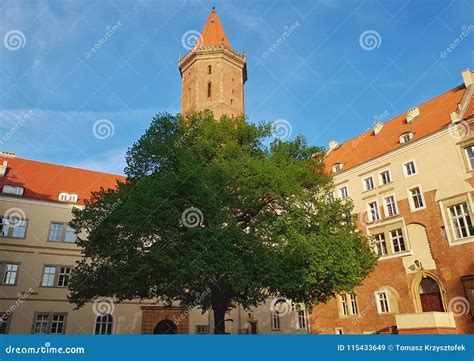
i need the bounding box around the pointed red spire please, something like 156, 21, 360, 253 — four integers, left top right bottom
198, 7, 231, 47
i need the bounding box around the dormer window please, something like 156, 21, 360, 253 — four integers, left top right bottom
58, 192, 78, 203
400, 132, 414, 144
332, 163, 343, 173
2, 185, 24, 196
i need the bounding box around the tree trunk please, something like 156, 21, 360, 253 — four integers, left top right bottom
211, 290, 230, 334
213, 304, 227, 334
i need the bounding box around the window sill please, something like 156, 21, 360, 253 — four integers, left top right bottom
449, 236, 474, 246
378, 250, 413, 261
409, 206, 426, 213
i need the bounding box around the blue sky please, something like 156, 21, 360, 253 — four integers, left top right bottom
0, 0, 472, 175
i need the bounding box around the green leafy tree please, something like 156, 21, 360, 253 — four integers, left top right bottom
68, 111, 376, 334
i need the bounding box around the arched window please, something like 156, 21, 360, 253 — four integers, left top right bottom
419, 277, 444, 312
95, 314, 113, 334
332, 163, 343, 173
207, 82, 212, 98
399, 132, 414, 144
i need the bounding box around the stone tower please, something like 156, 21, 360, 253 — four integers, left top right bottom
178, 8, 247, 119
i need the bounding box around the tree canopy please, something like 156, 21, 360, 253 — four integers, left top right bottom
68, 111, 377, 333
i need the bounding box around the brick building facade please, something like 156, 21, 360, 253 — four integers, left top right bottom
311, 70, 474, 334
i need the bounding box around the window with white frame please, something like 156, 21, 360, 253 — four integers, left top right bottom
465, 145, 474, 170
34, 314, 66, 334
408, 186, 425, 210
64, 226, 77, 243
1, 217, 27, 239
48, 223, 77, 243
57, 267, 71, 287
363, 176, 374, 191
332, 163, 343, 173
340, 294, 349, 316
403, 161, 417, 176
390, 229, 406, 253
2, 185, 24, 196
49, 223, 63, 241
399, 132, 414, 144
379, 170, 391, 185
95, 314, 113, 334
367, 201, 380, 222
41, 266, 72, 287
374, 233, 387, 257
350, 294, 358, 315
383, 195, 398, 217
1, 262, 18, 285
271, 311, 281, 330
375, 291, 390, 314
339, 186, 349, 200
449, 203, 474, 239
297, 309, 306, 329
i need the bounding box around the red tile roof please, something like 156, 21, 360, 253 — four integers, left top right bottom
325, 84, 467, 174
199, 8, 231, 48
0, 156, 124, 205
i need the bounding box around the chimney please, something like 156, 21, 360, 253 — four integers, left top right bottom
0, 160, 7, 177
373, 122, 384, 136
328, 140, 340, 151
406, 107, 420, 123
461, 69, 473, 87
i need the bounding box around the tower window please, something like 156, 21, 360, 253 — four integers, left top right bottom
207, 82, 212, 98
230, 99, 233, 105
208, 65, 212, 74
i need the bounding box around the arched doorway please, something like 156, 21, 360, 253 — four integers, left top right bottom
419, 277, 445, 312
153, 320, 177, 334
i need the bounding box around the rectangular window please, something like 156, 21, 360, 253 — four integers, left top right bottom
383, 195, 398, 217
409, 186, 425, 210
379, 170, 391, 185
58, 267, 71, 287
367, 201, 380, 222
271, 312, 280, 330
339, 186, 349, 200
207, 82, 212, 98
375, 292, 390, 313
350, 294, 358, 315
449, 203, 474, 239
1, 263, 18, 285
50, 315, 65, 334
390, 229, 406, 253
465, 145, 474, 170
363, 177, 374, 191
196, 325, 209, 334
208, 65, 212, 74
64, 226, 77, 243
1, 218, 27, 239
33, 314, 49, 334
33, 314, 66, 334
49, 223, 63, 241
404, 161, 417, 176
0, 314, 9, 334
340, 294, 349, 316
374, 233, 387, 256
41, 266, 56, 287
297, 309, 306, 328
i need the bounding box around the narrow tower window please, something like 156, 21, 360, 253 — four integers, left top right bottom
207, 82, 212, 98
208, 65, 212, 74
